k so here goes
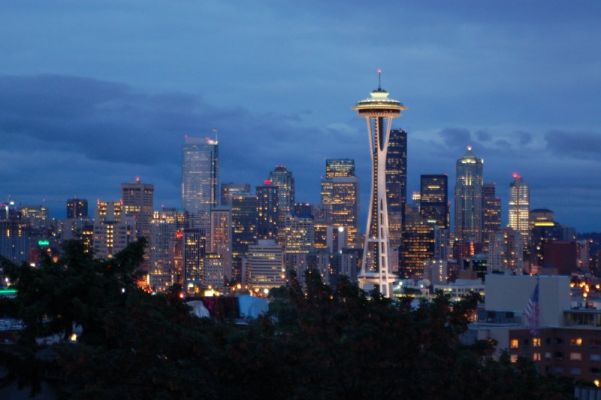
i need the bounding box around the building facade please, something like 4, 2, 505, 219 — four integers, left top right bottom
454, 146, 484, 245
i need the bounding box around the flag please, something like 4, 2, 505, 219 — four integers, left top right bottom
523, 279, 540, 334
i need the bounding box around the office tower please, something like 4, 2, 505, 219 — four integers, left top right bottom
386, 129, 408, 272
231, 194, 257, 281
122, 177, 154, 241
0, 202, 30, 264
320, 159, 359, 248
183, 228, 206, 293
256, 182, 279, 241
454, 146, 484, 244
354, 72, 405, 297
246, 239, 285, 291
210, 207, 232, 281
19, 206, 48, 230
419, 174, 448, 227
482, 182, 502, 252
434, 226, 451, 261
530, 209, 563, 267
182, 136, 219, 231
292, 202, 313, 219
220, 183, 251, 206
488, 227, 524, 274
93, 200, 136, 259
149, 208, 185, 292
508, 172, 530, 246
66, 198, 88, 219
204, 253, 225, 290
400, 219, 435, 279
282, 213, 314, 276
269, 166, 295, 236
326, 159, 355, 178
283, 214, 314, 255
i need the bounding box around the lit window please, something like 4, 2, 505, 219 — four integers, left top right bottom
532, 337, 542, 347
510, 354, 518, 363
570, 337, 583, 346
570, 352, 583, 361
510, 339, 519, 349
533, 353, 542, 362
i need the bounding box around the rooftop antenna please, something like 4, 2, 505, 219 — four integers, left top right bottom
212, 128, 219, 142
377, 68, 382, 90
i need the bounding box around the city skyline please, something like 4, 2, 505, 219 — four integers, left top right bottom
1, 1, 600, 231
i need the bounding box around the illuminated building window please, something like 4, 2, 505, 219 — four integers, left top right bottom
533, 353, 541, 362
570, 352, 582, 361
510, 339, 519, 349
510, 354, 518, 363
570, 337, 583, 346
532, 337, 541, 347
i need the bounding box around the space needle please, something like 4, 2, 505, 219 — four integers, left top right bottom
354, 70, 406, 297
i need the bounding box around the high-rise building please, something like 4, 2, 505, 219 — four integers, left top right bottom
246, 239, 285, 291
220, 183, 251, 206
454, 146, 484, 245
231, 194, 257, 282
66, 198, 88, 219
488, 227, 524, 274
0, 202, 30, 264
400, 219, 435, 279
93, 200, 136, 259
419, 174, 448, 228
182, 136, 219, 231
508, 173, 530, 246
149, 208, 185, 292
269, 166, 295, 237
256, 182, 279, 241
482, 182, 502, 253
354, 73, 406, 297
210, 207, 232, 281
530, 209, 563, 267
320, 159, 359, 249
183, 228, 206, 293
122, 177, 154, 241
386, 128, 407, 271
326, 159, 355, 178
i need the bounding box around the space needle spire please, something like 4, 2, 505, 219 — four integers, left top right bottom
354, 70, 406, 297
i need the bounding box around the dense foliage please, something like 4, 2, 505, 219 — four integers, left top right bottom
0, 241, 573, 399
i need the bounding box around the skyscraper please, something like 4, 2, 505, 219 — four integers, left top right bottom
231, 194, 258, 281
354, 72, 406, 297
246, 239, 285, 291
210, 207, 232, 281
256, 182, 279, 241
183, 228, 206, 294
454, 146, 484, 245
66, 198, 88, 219
93, 200, 135, 259
386, 128, 407, 271
419, 174, 448, 228
122, 177, 154, 241
220, 183, 251, 206
320, 159, 359, 248
508, 172, 530, 246
326, 159, 355, 178
482, 182, 502, 252
182, 136, 219, 232
268, 165, 295, 238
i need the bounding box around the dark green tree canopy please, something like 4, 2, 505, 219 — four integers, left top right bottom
0, 241, 574, 399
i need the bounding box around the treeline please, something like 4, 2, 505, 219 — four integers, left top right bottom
0, 240, 573, 399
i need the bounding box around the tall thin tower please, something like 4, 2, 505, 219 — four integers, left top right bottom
354, 71, 406, 297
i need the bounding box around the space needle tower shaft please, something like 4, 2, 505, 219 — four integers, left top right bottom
354, 70, 406, 297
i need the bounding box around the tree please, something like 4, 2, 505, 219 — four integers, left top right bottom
0, 240, 574, 399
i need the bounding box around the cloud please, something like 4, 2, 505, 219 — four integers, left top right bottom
437, 128, 472, 149
545, 130, 601, 160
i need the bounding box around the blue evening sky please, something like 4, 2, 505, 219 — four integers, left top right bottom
0, 0, 600, 231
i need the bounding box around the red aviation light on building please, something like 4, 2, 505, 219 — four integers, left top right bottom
175, 230, 184, 240
512, 172, 522, 180
263, 179, 272, 186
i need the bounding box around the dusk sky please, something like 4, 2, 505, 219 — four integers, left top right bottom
1, 1, 600, 231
